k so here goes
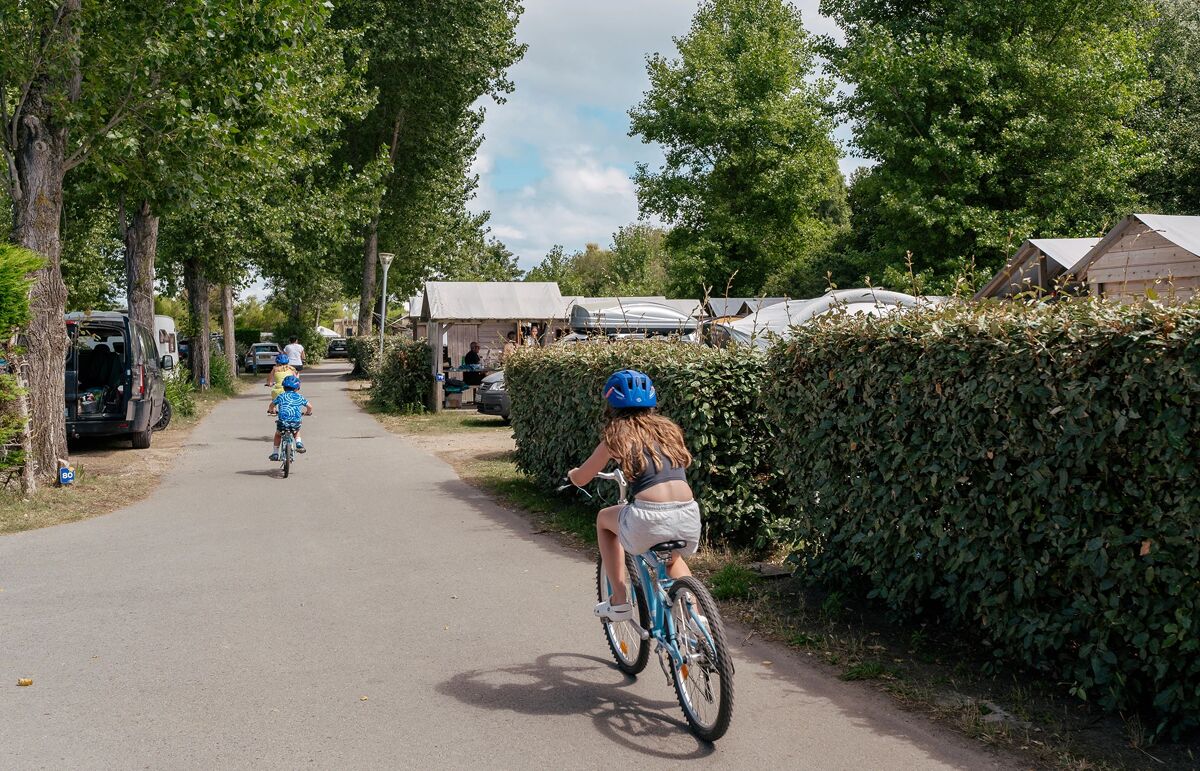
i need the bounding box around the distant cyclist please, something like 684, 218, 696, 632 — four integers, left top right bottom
568, 369, 701, 621
268, 374, 312, 460
266, 353, 297, 400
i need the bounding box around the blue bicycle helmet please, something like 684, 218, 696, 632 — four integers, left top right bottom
603, 369, 656, 409
275, 353, 290, 365
282, 374, 301, 391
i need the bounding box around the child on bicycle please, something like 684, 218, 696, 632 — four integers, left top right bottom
266, 352, 297, 399
267, 374, 312, 460
568, 369, 701, 622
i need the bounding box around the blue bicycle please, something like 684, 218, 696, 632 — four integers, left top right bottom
278, 426, 298, 478
570, 469, 735, 742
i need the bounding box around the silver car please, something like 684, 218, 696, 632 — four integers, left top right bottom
244, 342, 281, 374
476, 371, 510, 423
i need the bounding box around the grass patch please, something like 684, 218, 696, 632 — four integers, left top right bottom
840, 659, 891, 682
708, 562, 760, 600
348, 388, 508, 435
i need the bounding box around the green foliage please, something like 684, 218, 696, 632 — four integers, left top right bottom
233, 329, 262, 352
272, 322, 328, 364
766, 299, 1200, 734
207, 351, 236, 395
1133, 0, 1200, 215
709, 563, 760, 600
370, 339, 431, 414
345, 336, 382, 378
524, 225, 674, 297
164, 370, 197, 418
824, 0, 1155, 287
506, 342, 781, 546
0, 373, 25, 473
0, 245, 42, 334
630, 0, 847, 297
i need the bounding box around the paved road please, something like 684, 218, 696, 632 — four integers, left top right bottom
1, 363, 1011, 769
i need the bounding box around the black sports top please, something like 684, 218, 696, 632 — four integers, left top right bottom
629, 446, 688, 497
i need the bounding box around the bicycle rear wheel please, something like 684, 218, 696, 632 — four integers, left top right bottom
668, 576, 734, 741
282, 438, 292, 478
596, 554, 650, 675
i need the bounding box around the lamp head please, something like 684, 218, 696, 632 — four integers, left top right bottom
378, 252, 395, 269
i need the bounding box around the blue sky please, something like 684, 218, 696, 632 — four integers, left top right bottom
469, 0, 864, 272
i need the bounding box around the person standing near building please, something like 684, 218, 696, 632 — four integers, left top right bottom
501, 331, 518, 363
284, 336, 306, 371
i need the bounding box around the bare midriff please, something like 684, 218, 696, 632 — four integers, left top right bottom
634, 479, 693, 503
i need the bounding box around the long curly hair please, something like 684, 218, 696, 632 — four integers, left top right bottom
601, 407, 692, 480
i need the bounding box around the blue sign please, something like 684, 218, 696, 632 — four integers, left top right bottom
435, 373, 446, 382
58, 466, 75, 486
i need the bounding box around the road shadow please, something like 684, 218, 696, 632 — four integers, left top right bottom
236, 436, 273, 442
436, 652, 714, 760
235, 468, 279, 478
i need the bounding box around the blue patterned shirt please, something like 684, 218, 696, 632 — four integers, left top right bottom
272, 390, 308, 423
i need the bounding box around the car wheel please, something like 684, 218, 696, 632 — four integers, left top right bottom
152, 399, 173, 432
131, 427, 152, 449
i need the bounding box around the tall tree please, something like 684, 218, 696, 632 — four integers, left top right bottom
1134, 0, 1200, 215
823, 0, 1155, 286
630, 0, 846, 298
332, 0, 525, 335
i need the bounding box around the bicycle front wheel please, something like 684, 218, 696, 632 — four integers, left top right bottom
668, 576, 734, 742
282, 440, 292, 478
596, 554, 650, 675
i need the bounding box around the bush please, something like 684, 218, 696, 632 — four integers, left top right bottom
272, 322, 328, 364
370, 338, 432, 413
346, 335, 383, 378
765, 300, 1200, 734
208, 350, 236, 394
164, 369, 197, 418
505, 341, 781, 546
233, 328, 261, 352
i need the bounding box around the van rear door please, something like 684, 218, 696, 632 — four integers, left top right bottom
64, 320, 79, 422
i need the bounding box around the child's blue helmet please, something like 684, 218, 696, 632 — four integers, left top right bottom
604, 369, 656, 408
275, 353, 290, 365
282, 375, 301, 391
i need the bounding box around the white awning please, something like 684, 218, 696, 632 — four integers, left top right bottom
1134, 213, 1200, 256
421, 282, 566, 322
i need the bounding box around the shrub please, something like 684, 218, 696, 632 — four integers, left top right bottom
505, 341, 781, 546
233, 328, 261, 352
164, 369, 197, 418
765, 299, 1200, 734
346, 335, 385, 378
370, 338, 431, 413
272, 322, 328, 363
208, 350, 236, 394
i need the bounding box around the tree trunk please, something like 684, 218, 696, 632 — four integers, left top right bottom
357, 221, 379, 337
184, 256, 211, 390
124, 199, 158, 335
220, 284, 236, 376
10, 102, 73, 487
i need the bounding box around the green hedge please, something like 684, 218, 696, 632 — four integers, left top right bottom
765, 300, 1200, 734
370, 338, 432, 413
346, 335, 395, 378
506, 342, 781, 546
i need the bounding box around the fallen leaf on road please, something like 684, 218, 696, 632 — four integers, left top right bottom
450, 595, 458, 600
360, 696, 369, 701
17, 679, 32, 686
761, 661, 772, 666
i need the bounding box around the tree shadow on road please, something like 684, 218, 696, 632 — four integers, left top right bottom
436, 652, 715, 760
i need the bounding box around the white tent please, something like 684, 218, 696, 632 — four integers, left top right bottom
315, 325, 340, 339
421, 281, 566, 322
724, 289, 931, 348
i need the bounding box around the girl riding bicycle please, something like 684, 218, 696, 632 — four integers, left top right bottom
568, 369, 701, 622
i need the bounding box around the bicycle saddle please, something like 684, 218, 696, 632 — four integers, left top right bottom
650, 540, 687, 553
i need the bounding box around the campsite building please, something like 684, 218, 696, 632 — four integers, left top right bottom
974, 238, 1099, 300
1075, 214, 1200, 302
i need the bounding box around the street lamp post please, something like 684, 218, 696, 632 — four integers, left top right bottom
377, 252, 395, 363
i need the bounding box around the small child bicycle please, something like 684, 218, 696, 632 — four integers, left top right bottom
563, 468, 734, 741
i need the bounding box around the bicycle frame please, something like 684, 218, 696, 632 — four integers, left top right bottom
594, 469, 714, 669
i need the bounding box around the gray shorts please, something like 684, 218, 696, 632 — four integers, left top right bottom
618, 499, 702, 556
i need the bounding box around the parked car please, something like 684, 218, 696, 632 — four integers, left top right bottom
243, 342, 282, 373
65, 312, 173, 449
326, 337, 348, 358
476, 371, 510, 423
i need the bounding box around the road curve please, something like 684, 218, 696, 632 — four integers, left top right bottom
0, 363, 1012, 769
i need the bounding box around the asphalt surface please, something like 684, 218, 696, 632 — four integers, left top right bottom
1, 363, 1013, 769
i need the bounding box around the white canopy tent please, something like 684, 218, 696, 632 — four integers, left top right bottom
569, 300, 698, 335
315, 325, 340, 339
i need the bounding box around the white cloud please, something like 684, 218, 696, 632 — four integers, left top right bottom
471, 0, 861, 271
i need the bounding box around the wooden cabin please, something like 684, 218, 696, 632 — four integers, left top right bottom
1076, 214, 1200, 302
975, 238, 1098, 300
